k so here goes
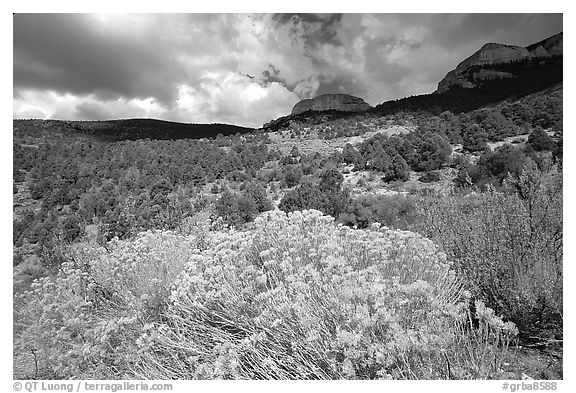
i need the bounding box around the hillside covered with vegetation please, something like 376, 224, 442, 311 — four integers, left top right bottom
13, 78, 562, 381
264, 54, 562, 133
14, 118, 255, 142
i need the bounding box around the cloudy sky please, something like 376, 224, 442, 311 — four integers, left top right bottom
13, 13, 562, 128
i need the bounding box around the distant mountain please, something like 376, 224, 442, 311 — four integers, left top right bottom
263, 32, 562, 131
291, 94, 371, 115
13, 118, 255, 141
370, 33, 562, 116
436, 32, 562, 93
263, 94, 371, 131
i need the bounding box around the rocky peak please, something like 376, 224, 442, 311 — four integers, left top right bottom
436, 32, 562, 93
291, 94, 371, 115
453, 43, 530, 74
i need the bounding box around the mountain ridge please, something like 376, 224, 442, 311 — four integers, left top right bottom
13, 118, 255, 142
436, 32, 562, 93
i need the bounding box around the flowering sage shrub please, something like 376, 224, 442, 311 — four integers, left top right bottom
14, 230, 199, 379
135, 210, 517, 379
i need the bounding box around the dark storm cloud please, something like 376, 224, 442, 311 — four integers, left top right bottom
272, 13, 343, 48
14, 13, 563, 126
260, 64, 285, 86
13, 14, 188, 104
273, 13, 342, 25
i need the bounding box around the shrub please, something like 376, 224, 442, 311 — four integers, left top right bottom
319, 167, 344, 192
341, 143, 362, 166
461, 124, 488, 153
528, 127, 555, 151
242, 181, 272, 214
450, 154, 470, 170
214, 185, 272, 227
412, 132, 452, 171
553, 137, 562, 162
413, 161, 562, 339
463, 144, 531, 187
419, 170, 441, 183
391, 154, 410, 181
14, 230, 199, 379
282, 165, 303, 188
136, 210, 516, 379
226, 170, 248, 183
279, 170, 350, 218
339, 194, 419, 230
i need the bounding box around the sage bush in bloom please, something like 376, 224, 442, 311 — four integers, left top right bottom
15, 209, 517, 379
135, 210, 517, 379
14, 230, 199, 379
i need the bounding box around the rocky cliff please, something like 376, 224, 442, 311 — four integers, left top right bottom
436, 32, 562, 93
291, 94, 371, 115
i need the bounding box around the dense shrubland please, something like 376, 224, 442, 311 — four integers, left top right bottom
15, 210, 518, 379
332, 131, 451, 182
456, 142, 560, 188
335, 156, 562, 345
13, 136, 272, 265
274, 86, 561, 162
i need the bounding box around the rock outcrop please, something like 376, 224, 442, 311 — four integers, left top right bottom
436, 32, 562, 93
291, 94, 371, 115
